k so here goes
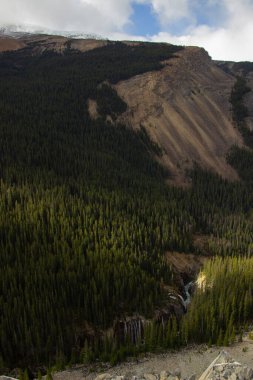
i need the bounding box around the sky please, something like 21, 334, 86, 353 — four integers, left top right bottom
1, 0, 253, 61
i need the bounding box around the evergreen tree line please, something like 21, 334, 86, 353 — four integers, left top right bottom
227, 74, 253, 180
66, 257, 253, 367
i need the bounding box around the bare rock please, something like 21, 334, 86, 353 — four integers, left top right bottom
144, 374, 157, 380
94, 374, 112, 380
215, 365, 225, 373
234, 366, 244, 375
198, 350, 253, 380
241, 367, 253, 379
167, 376, 179, 380
228, 373, 237, 380
223, 369, 232, 378
187, 375, 196, 380
160, 371, 170, 380
174, 369, 181, 378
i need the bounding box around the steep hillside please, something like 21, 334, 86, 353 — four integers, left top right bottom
115, 47, 243, 184
0, 37, 25, 52
1, 36, 253, 375
0, 34, 247, 185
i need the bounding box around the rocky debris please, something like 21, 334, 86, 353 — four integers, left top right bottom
94, 369, 193, 380
94, 375, 112, 380
116, 46, 243, 184
198, 351, 253, 380
143, 374, 157, 380
94, 351, 253, 380
0, 376, 18, 380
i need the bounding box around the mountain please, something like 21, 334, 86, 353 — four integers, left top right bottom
0, 32, 108, 53
115, 47, 243, 184
0, 34, 253, 376
0, 33, 250, 184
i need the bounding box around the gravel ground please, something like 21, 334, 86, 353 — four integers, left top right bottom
53, 337, 253, 380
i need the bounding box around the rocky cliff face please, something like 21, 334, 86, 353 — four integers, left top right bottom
115, 47, 244, 185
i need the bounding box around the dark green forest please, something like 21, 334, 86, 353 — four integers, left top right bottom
227, 74, 253, 181
0, 41, 253, 374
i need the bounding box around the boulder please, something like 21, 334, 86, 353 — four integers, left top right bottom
228, 374, 237, 380
241, 367, 253, 379
167, 376, 179, 380
144, 374, 157, 380
198, 351, 253, 380
223, 368, 232, 378
214, 364, 225, 373
174, 369, 181, 378
160, 371, 170, 380
94, 374, 113, 380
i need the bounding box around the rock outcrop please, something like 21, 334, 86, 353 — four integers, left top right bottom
94, 351, 253, 380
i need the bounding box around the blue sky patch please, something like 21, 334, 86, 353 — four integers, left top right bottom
126, 0, 228, 37
126, 2, 160, 36
193, 1, 228, 28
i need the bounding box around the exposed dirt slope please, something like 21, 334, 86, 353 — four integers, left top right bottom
115, 47, 243, 184
0, 34, 108, 54
0, 37, 25, 52
166, 251, 207, 284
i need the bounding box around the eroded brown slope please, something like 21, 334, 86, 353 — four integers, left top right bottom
0, 37, 245, 183
116, 47, 243, 184
0, 34, 108, 53
0, 37, 25, 52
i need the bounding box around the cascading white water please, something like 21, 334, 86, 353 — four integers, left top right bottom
175, 281, 193, 310
184, 281, 193, 308
123, 318, 142, 343
122, 282, 194, 343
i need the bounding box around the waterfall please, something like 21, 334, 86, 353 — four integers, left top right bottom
184, 281, 193, 308
173, 281, 193, 311
116, 282, 194, 344
122, 317, 143, 343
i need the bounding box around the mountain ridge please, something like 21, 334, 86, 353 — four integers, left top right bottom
1, 32, 245, 184
114, 46, 244, 184
0, 31, 253, 185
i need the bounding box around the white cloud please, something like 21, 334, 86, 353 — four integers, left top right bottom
150, 0, 253, 61
0, 0, 253, 61
0, 0, 133, 35
136, 0, 191, 25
